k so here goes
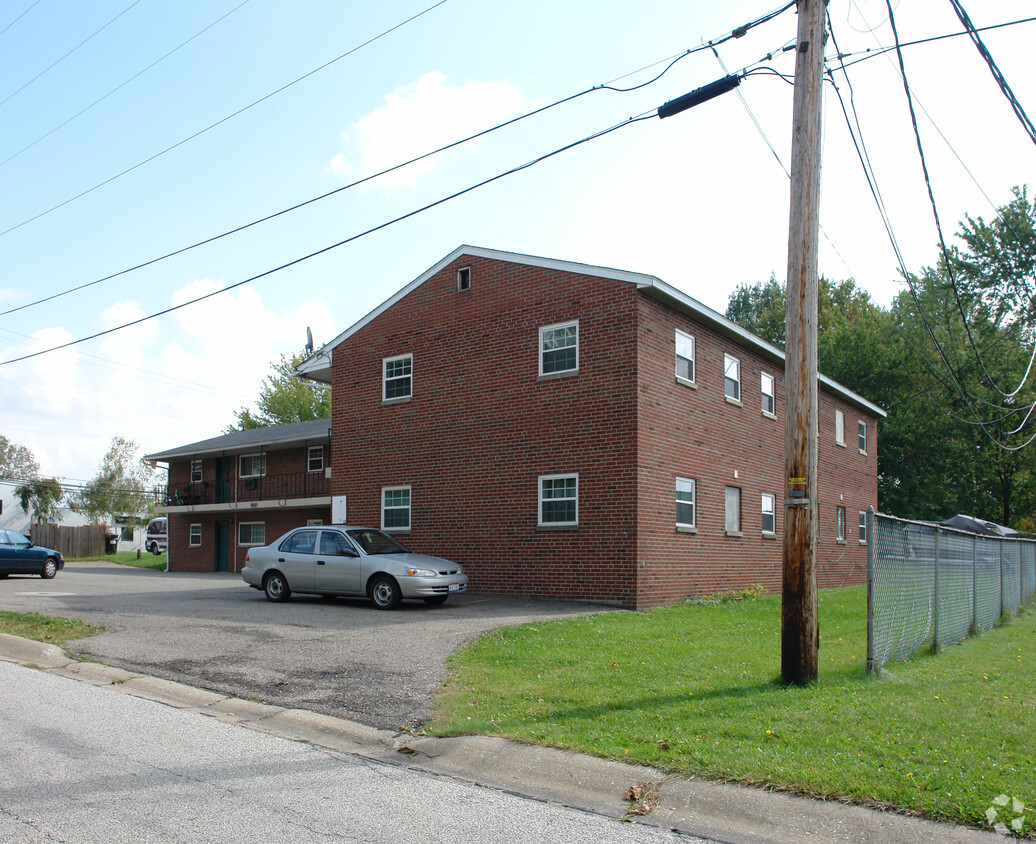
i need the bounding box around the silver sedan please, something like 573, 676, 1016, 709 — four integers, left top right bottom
242, 526, 468, 609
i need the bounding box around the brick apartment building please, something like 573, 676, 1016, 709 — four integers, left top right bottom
149, 246, 884, 609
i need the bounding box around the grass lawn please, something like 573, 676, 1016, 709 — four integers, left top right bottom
429, 586, 1034, 834
67, 551, 166, 571
0, 610, 105, 648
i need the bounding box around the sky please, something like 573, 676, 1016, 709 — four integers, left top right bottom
0, 0, 1034, 485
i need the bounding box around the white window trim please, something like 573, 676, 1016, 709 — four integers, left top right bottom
190, 459, 203, 484
239, 453, 266, 478
238, 521, 265, 547
858, 510, 868, 545
858, 420, 867, 455
538, 473, 579, 526
307, 446, 324, 473
457, 266, 471, 291
382, 354, 413, 402
306, 518, 323, 526
676, 477, 696, 531
725, 485, 742, 537
761, 372, 775, 418
538, 320, 579, 377
724, 354, 742, 405
189, 523, 202, 547
836, 507, 846, 544
835, 409, 846, 448
761, 493, 776, 535
382, 485, 412, 532
675, 329, 696, 387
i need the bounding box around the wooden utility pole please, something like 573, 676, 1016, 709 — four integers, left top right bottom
782, 0, 826, 686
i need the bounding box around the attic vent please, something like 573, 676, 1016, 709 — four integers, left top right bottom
457, 267, 471, 292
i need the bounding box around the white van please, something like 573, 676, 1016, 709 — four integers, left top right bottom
145, 517, 167, 555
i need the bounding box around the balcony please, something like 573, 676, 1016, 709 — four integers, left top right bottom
164, 471, 330, 509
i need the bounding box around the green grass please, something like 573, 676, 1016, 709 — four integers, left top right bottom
0, 610, 105, 648
68, 551, 166, 570
429, 586, 1035, 834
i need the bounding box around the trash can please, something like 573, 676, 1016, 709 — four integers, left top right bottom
105, 535, 118, 554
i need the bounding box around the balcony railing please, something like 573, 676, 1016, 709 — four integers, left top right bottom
165, 471, 329, 507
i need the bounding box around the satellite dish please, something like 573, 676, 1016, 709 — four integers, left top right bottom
305, 326, 314, 355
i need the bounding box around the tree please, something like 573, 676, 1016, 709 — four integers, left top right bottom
228, 351, 331, 431
0, 434, 40, 481
71, 436, 156, 524
15, 477, 63, 524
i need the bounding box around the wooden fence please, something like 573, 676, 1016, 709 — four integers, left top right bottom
30, 524, 108, 558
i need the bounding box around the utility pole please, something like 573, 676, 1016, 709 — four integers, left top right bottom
782, 0, 826, 686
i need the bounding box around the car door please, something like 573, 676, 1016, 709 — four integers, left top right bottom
313, 530, 362, 594
275, 529, 318, 591
0, 530, 13, 571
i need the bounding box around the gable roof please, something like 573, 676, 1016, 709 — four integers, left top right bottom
144, 418, 332, 464
296, 245, 886, 419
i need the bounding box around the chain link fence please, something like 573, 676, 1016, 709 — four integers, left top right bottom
866, 509, 1036, 673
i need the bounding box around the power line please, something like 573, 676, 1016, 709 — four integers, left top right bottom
2, 1, 798, 319
0, 0, 450, 239
0, 0, 42, 40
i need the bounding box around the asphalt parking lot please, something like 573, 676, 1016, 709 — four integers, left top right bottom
0, 561, 610, 728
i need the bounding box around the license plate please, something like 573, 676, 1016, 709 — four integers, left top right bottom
448, 582, 460, 593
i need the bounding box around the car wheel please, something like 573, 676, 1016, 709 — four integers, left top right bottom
263, 572, 291, 603
423, 595, 448, 606
149, 542, 159, 555
0, 573, 8, 579
41, 558, 58, 579
369, 575, 401, 610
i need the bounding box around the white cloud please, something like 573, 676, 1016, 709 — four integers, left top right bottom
331, 71, 530, 189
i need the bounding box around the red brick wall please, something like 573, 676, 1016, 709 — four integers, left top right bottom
330, 255, 640, 605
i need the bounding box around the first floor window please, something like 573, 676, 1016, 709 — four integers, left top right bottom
382, 486, 411, 530
676, 477, 696, 527
761, 373, 775, 416
724, 354, 741, 401
859, 510, 868, 544
539, 321, 578, 375
238, 522, 265, 546
675, 330, 695, 383
836, 507, 846, 541
761, 494, 775, 534
239, 453, 266, 478
383, 354, 412, 400
307, 446, 324, 473
539, 474, 578, 525
190, 459, 203, 483
725, 486, 741, 534
189, 523, 202, 547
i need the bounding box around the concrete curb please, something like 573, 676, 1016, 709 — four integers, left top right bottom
0, 636, 999, 843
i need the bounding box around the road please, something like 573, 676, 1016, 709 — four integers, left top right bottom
0, 661, 699, 844
0, 562, 607, 728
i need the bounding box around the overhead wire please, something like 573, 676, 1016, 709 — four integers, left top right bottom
1, 0, 799, 320
0, 0, 42, 40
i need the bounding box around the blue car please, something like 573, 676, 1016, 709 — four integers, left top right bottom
0, 529, 65, 579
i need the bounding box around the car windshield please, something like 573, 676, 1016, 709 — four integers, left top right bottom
345, 529, 410, 555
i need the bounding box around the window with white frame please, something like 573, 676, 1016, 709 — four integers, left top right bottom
238, 522, 265, 546
307, 446, 324, 473
306, 519, 323, 526
761, 493, 776, 534
675, 330, 695, 383
724, 354, 741, 402
539, 474, 578, 525
539, 321, 578, 375
761, 373, 775, 416
858, 510, 867, 544
382, 486, 411, 531
858, 420, 867, 453
383, 354, 412, 401
835, 409, 845, 446
189, 523, 202, 547
190, 459, 203, 483
457, 266, 471, 291
239, 453, 266, 478
836, 507, 846, 541
676, 477, 695, 528
725, 486, 742, 534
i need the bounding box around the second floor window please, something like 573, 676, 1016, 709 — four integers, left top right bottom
858, 420, 867, 453
724, 354, 741, 402
307, 446, 324, 473
190, 459, 203, 483
239, 453, 266, 478
761, 373, 775, 416
383, 355, 412, 401
675, 330, 695, 383
835, 409, 845, 446
540, 321, 578, 375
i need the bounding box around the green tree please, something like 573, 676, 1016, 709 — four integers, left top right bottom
0, 434, 40, 481
71, 436, 156, 524
228, 351, 331, 431
15, 477, 63, 524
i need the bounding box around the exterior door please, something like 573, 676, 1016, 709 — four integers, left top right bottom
215, 522, 229, 572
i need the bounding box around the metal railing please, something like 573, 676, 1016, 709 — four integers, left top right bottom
165, 471, 330, 507
866, 509, 1036, 673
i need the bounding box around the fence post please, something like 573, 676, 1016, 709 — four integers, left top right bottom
1000, 539, 1005, 619
972, 534, 978, 635
866, 507, 875, 674
933, 528, 940, 654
